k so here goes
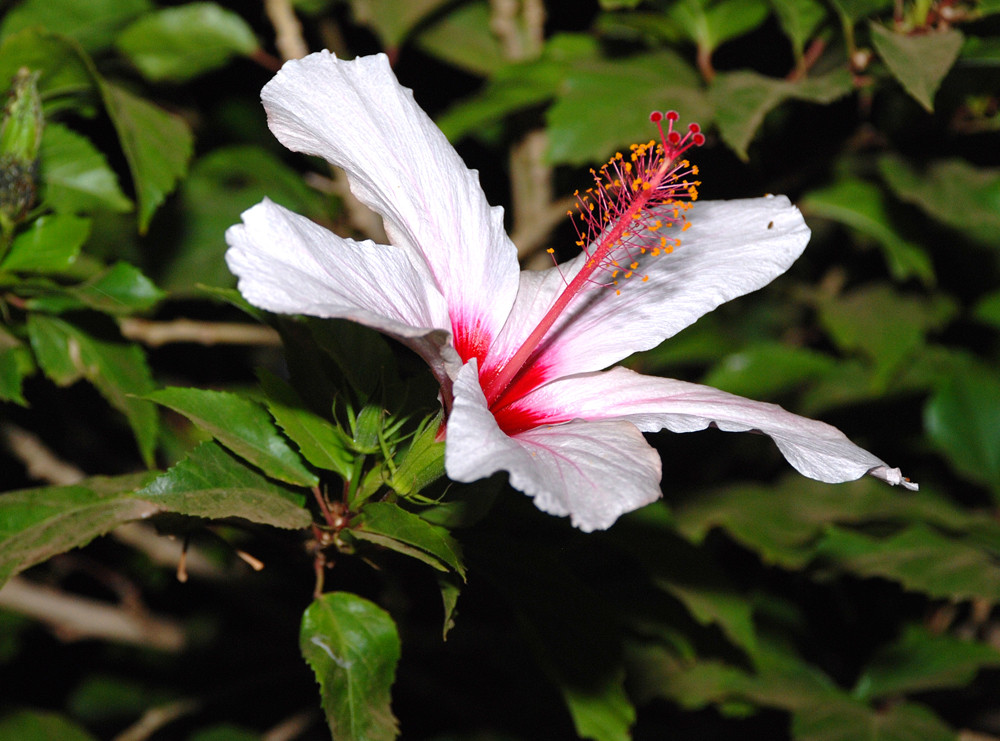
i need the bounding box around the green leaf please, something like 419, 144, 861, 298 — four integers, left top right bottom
792, 699, 955, 741
616, 509, 757, 654
258, 370, 355, 480
710, 69, 854, 160
146, 386, 319, 487
416, 1, 507, 75
347, 0, 452, 47
666, 0, 771, 51
39, 123, 132, 214
702, 343, 838, 399
136, 441, 311, 529
438, 573, 461, 640
770, 0, 828, 61
117, 2, 259, 82
162, 145, 327, 292
28, 261, 165, 315
351, 502, 466, 578
802, 178, 935, 285
674, 475, 980, 569
973, 290, 1000, 329
878, 155, 1000, 246
0, 473, 157, 586
70, 261, 164, 314
0, 710, 99, 741
0, 213, 89, 273
924, 363, 1000, 492
869, 23, 963, 112
436, 34, 600, 143
854, 623, 1000, 701
387, 415, 445, 497
547, 50, 710, 165
27, 314, 158, 465
0, 0, 151, 52
100, 81, 193, 233
563, 667, 634, 741
0, 29, 94, 104
817, 284, 955, 388
827, 0, 891, 22
300, 592, 401, 741
815, 524, 1000, 602
0, 326, 36, 405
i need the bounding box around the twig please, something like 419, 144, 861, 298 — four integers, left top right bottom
489, 0, 545, 59
263, 0, 309, 61
119, 318, 282, 348
2, 422, 85, 485
0, 576, 186, 651
511, 196, 575, 268
262, 710, 319, 741
111, 699, 201, 741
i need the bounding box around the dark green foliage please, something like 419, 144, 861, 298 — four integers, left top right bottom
2, 1, 999, 740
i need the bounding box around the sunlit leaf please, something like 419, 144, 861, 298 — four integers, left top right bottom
117, 2, 259, 82
869, 23, 963, 112
146, 386, 319, 487
40, 123, 132, 215
0, 213, 89, 273
300, 592, 401, 741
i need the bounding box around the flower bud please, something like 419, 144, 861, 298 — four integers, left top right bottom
0, 68, 44, 227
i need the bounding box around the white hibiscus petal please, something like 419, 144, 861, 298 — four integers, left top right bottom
489, 196, 809, 381
225, 198, 460, 380
509, 366, 918, 490
260, 51, 519, 360
446, 361, 662, 531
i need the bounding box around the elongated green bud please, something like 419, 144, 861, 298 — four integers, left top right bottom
1, 68, 44, 228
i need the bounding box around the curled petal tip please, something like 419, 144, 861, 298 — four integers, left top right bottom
874, 466, 919, 491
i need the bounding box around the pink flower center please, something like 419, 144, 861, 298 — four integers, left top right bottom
482, 111, 704, 426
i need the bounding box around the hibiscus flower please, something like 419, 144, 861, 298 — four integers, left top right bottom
225, 52, 916, 532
